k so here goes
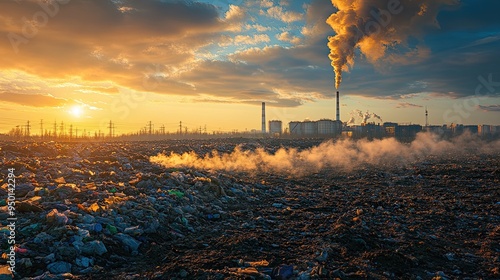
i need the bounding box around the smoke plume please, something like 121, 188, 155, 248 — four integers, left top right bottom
349, 109, 383, 124
326, 0, 459, 89
372, 113, 383, 123
150, 132, 499, 176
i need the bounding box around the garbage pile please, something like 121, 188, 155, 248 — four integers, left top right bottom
0, 140, 498, 279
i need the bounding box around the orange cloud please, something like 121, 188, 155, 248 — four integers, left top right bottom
0, 93, 67, 107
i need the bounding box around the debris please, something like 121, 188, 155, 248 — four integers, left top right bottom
271, 265, 294, 280
2, 139, 498, 279
47, 261, 72, 274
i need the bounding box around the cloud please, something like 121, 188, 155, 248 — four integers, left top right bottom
260, 0, 274, 8
276, 32, 301, 44
477, 105, 500, 112
0, 0, 497, 110
246, 24, 271, 32
224, 4, 246, 31
266, 6, 303, 23
234, 34, 271, 45
396, 102, 424, 108
0, 0, 320, 108
0, 93, 67, 107
225, 5, 245, 22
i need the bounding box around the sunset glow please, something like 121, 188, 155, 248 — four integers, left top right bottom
69, 105, 83, 118
0, 0, 498, 135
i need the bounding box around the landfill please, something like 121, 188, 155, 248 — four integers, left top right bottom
0, 138, 499, 279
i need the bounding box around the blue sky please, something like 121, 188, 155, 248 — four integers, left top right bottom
0, 0, 498, 134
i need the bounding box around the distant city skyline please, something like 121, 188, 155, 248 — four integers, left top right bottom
0, 0, 499, 134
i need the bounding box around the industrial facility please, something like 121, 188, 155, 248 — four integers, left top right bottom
258, 90, 500, 141
268, 120, 282, 136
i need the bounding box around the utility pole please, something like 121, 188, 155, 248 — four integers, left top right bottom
108, 120, 113, 138
69, 124, 73, 140
148, 121, 152, 135
26, 120, 31, 137
40, 119, 43, 140
60, 121, 64, 138
53, 121, 57, 139
75, 127, 78, 139
179, 121, 182, 135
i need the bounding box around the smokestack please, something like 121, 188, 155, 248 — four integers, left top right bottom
336, 91, 340, 121
262, 102, 266, 133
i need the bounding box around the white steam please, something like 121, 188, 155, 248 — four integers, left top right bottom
349, 109, 383, 124
150, 132, 499, 176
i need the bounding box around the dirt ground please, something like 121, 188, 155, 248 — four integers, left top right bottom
92, 145, 499, 279
1, 139, 498, 279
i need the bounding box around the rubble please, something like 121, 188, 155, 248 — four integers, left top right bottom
0, 140, 498, 279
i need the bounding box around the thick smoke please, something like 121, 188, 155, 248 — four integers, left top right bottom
326, 0, 459, 89
150, 132, 499, 176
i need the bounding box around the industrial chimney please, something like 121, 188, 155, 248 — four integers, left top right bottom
336, 91, 340, 121
262, 102, 266, 133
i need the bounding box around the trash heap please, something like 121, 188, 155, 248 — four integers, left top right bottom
0, 141, 498, 279
0, 141, 271, 279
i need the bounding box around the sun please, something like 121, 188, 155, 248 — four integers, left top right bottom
69, 105, 84, 118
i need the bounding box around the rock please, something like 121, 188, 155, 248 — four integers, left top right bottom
53, 183, 80, 199
179, 269, 188, 278
34, 232, 55, 244
16, 201, 44, 212
56, 246, 79, 262
43, 253, 56, 264
47, 261, 72, 274
297, 271, 311, 280
12, 183, 35, 197
54, 177, 66, 184
114, 233, 141, 254
46, 209, 69, 226
81, 241, 107, 256
75, 256, 93, 268
271, 265, 294, 280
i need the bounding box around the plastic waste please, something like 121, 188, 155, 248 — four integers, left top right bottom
106, 224, 118, 235
81, 241, 108, 256
167, 190, 184, 198
271, 265, 294, 280
47, 261, 72, 274
114, 233, 141, 254
46, 209, 69, 226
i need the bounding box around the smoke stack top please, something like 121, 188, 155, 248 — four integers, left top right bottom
326, 0, 459, 89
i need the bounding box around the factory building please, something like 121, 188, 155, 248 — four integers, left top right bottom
463, 125, 479, 135
317, 119, 342, 135
478, 124, 491, 136
303, 120, 317, 135
269, 120, 282, 136
288, 119, 342, 137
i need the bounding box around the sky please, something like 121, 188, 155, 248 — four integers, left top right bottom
0, 0, 499, 135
